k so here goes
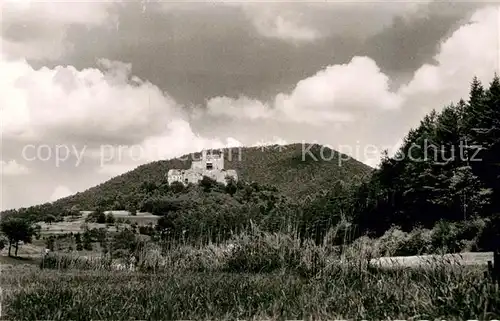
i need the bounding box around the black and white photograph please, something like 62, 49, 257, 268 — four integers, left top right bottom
1, 0, 499, 319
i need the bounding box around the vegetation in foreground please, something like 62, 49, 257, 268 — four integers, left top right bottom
1, 225, 499, 320
3, 253, 499, 320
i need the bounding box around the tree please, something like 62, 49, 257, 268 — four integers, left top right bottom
448, 166, 493, 220
111, 228, 144, 261
69, 205, 81, 217
0, 235, 7, 251
46, 236, 55, 251
169, 181, 185, 194
86, 208, 107, 224
82, 232, 93, 251
225, 176, 238, 196
140, 180, 158, 194
106, 213, 115, 224
0, 218, 36, 256
45, 214, 56, 225
156, 215, 175, 238
200, 176, 217, 192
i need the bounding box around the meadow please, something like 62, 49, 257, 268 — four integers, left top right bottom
36, 210, 159, 235
2, 228, 500, 321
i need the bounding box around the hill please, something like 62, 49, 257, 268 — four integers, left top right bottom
4, 143, 372, 218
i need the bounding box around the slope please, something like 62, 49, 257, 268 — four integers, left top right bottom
3, 143, 372, 217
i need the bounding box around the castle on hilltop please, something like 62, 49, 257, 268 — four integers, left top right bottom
167, 150, 238, 186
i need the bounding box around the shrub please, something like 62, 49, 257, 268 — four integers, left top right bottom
106, 213, 115, 224
86, 209, 106, 224
404, 227, 432, 255
223, 227, 329, 276
169, 181, 185, 194
0, 235, 7, 251
376, 226, 409, 256
476, 214, 500, 251
430, 220, 460, 253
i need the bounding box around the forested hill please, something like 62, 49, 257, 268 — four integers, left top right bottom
3, 144, 372, 219
353, 75, 500, 236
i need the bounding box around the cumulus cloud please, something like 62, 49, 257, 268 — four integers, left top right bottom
0, 160, 30, 176
204, 5, 499, 130
397, 5, 499, 124
1, 0, 117, 60
205, 56, 401, 125
0, 55, 181, 144
0, 53, 245, 179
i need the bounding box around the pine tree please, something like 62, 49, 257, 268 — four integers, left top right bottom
464, 76, 486, 144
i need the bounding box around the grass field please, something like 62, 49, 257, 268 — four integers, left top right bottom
2, 259, 499, 320
36, 211, 159, 235
1, 224, 499, 320
2, 237, 500, 320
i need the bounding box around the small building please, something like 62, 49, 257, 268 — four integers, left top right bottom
167, 150, 238, 186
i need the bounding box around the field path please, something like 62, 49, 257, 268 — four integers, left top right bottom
370, 252, 494, 268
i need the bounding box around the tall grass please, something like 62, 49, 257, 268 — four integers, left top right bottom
3, 261, 499, 320
4, 224, 499, 320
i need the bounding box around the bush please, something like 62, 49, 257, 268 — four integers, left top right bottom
0, 235, 7, 251
106, 213, 115, 224
169, 181, 185, 194
39, 252, 112, 270
223, 227, 329, 276
376, 226, 409, 256
430, 221, 461, 253
476, 214, 500, 251
404, 227, 432, 255
86, 209, 106, 224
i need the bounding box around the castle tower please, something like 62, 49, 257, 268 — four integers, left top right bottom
167, 148, 235, 186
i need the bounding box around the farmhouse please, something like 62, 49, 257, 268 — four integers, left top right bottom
167, 149, 238, 185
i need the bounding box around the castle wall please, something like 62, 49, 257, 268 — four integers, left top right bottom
191, 160, 205, 170
190, 152, 224, 170
167, 150, 236, 186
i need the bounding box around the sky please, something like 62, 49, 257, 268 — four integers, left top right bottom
0, 0, 499, 210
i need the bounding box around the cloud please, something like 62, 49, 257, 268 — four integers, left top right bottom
238, 1, 436, 43
246, 6, 320, 43
0, 53, 245, 179
49, 185, 73, 202
205, 56, 402, 125
1, 1, 117, 60
95, 121, 243, 177
0, 160, 30, 176
0, 56, 181, 144
276, 56, 402, 120
204, 5, 499, 130
206, 97, 273, 120
398, 5, 499, 120
158, 0, 436, 44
